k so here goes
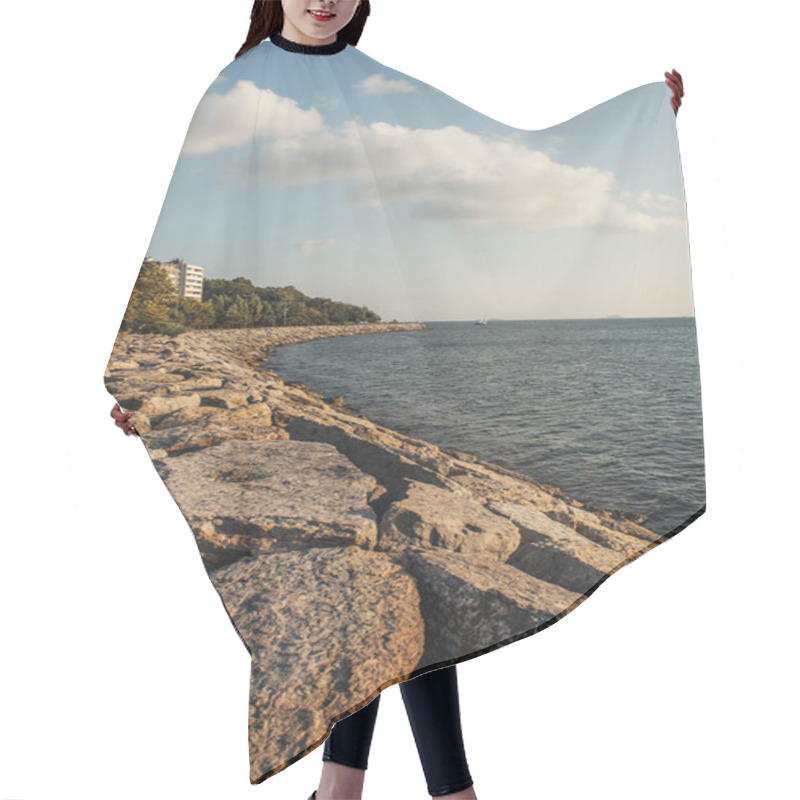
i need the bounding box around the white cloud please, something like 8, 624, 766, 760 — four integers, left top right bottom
298, 239, 337, 253
257, 120, 684, 233
314, 90, 341, 110
192, 84, 685, 234
357, 73, 417, 95
181, 80, 326, 155
622, 189, 684, 217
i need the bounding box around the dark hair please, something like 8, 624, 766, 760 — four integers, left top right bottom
236, 0, 371, 59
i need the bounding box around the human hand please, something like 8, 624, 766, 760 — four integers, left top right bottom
665, 69, 684, 116
111, 402, 139, 436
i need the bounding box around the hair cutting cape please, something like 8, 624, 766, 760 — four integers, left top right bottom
104, 30, 706, 785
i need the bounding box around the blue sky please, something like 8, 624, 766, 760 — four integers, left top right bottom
146, 40, 692, 321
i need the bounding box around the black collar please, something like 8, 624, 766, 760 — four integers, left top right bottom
270, 31, 348, 55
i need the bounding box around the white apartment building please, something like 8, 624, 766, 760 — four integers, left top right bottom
147, 257, 204, 300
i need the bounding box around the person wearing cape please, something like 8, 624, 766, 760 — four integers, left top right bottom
105, 0, 700, 793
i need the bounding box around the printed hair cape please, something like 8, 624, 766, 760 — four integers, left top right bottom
103, 31, 706, 785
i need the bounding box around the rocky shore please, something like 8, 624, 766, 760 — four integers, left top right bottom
104, 322, 666, 783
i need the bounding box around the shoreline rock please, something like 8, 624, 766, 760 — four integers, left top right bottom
104, 322, 671, 782
105, 320, 663, 594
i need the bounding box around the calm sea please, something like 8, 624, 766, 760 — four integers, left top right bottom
264, 318, 705, 537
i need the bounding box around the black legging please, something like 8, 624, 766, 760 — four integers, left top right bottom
323, 664, 474, 797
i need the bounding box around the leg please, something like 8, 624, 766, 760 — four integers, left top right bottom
316, 693, 382, 800
400, 665, 476, 798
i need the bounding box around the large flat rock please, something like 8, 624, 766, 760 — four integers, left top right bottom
210, 547, 425, 783
378, 480, 521, 560
156, 439, 379, 569
399, 546, 584, 668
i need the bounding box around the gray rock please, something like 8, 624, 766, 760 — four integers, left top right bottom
399, 546, 583, 668
139, 393, 201, 417
197, 388, 250, 408
210, 547, 425, 784
378, 481, 521, 561
156, 439, 379, 570
487, 499, 620, 593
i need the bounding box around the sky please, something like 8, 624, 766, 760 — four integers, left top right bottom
146, 39, 693, 322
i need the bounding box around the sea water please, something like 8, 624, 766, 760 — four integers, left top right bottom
265, 317, 705, 537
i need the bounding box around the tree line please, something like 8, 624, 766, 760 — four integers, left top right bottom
119, 260, 383, 334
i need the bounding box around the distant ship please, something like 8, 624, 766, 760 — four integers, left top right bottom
605, 314, 623, 319
475, 314, 488, 325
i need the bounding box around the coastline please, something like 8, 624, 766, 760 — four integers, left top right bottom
104, 322, 690, 782
104, 319, 665, 582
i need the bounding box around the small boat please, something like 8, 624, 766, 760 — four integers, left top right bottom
475, 314, 488, 325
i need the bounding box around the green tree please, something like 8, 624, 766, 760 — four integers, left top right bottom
121, 261, 179, 333
221, 293, 264, 328
179, 296, 215, 329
